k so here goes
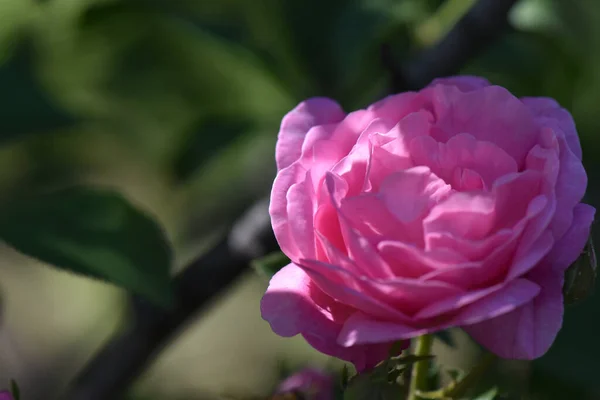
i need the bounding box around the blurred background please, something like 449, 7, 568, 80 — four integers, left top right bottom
0, 0, 599, 398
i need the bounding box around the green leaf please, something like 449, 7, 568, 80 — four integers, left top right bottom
0, 38, 79, 143
10, 379, 20, 400
0, 186, 173, 307
472, 387, 498, 400
251, 251, 290, 279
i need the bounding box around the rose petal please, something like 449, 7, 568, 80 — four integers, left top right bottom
522, 97, 582, 159
303, 245, 464, 315
337, 217, 394, 278
338, 278, 539, 346
547, 202, 596, 272
366, 92, 426, 122
332, 118, 396, 196
314, 202, 345, 262
428, 76, 492, 92
299, 258, 412, 322
379, 240, 468, 277
464, 273, 560, 359
260, 263, 390, 371
422, 196, 548, 288
506, 231, 554, 280
341, 194, 422, 246
277, 98, 345, 170
414, 283, 504, 320
338, 312, 428, 346
287, 170, 317, 259
432, 86, 539, 165
424, 191, 496, 243
379, 166, 452, 224
550, 134, 588, 240
410, 133, 518, 189
300, 124, 347, 189
270, 162, 307, 261
493, 171, 545, 231
366, 136, 414, 191
465, 204, 595, 359
457, 278, 540, 325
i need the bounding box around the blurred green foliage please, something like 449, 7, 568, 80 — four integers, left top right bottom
0, 0, 600, 399
0, 186, 173, 306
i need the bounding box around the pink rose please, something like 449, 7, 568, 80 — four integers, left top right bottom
275, 368, 334, 400
0, 391, 12, 400
261, 76, 595, 370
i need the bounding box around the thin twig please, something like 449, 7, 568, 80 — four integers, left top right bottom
62, 199, 278, 400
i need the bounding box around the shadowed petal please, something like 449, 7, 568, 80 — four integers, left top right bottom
465, 204, 595, 358
338, 279, 539, 346
277, 98, 345, 170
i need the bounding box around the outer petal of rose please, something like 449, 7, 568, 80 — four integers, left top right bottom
303, 329, 391, 373
506, 231, 554, 280
549, 134, 588, 240
366, 91, 427, 123
464, 273, 560, 359
521, 97, 582, 159
286, 170, 317, 259
547, 202, 596, 273
276, 98, 345, 170
414, 278, 535, 320
270, 162, 307, 261
428, 76, 492, 92
261, 263, 391, 371
299, 124, 346, 189
338, 279, 539, 346
464, 204, 595, 359
0, 392, 11, 400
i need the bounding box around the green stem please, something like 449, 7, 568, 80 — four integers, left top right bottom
408, 334, 434, 400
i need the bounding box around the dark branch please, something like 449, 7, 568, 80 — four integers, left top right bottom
63, 0, 521, 398
388, 0, 520, 92
62, 199, 278, 400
